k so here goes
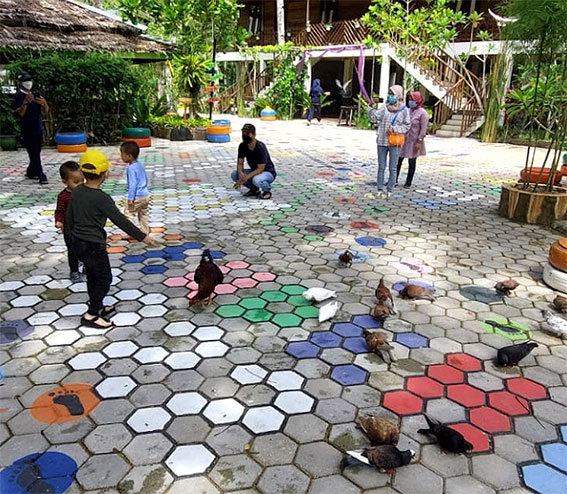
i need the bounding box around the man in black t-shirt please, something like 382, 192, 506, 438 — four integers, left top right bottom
12, 71, 49, 184
232, 123, 277, 199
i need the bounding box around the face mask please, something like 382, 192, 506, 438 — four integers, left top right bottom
408, 100, 417, 108
387, 95, 397, 105
242, 134, 252, 144
22, 81, 33, 90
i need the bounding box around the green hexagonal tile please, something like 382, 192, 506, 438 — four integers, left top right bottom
281, 227, 299, 234
272, 313, 303, 328
281, 285, 306, 296
216, 304, 246, 318
240, 297, 267, 310
303, 235, 323, 242
261, 291, 288, 302
261, 220, 276, 226
287, 295, 311, 307
244, 309, 273, 323
294, 305, 319, 319
271, 213, 287, 219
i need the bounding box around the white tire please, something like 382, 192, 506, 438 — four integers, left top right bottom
543, 261, 567, 294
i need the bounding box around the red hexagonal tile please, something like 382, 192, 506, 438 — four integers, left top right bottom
446, 353, 482, 372
215, 284, 238, 294
232, 278, 258, 289
382, 391, 424, 415
427, 364, 465, 384
470, 407, 512, 433
252, 272, 276, 282
447, 384, 486, 408
226, 261, 250, 270
164, 277, 189, 287
220, 265, 231, 274
449, 423, 490, 453
506, 378, 547, 401
406, 376, 444, 399
488, 390, 530, 416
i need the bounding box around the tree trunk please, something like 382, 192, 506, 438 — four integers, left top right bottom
276, 0, 286, 45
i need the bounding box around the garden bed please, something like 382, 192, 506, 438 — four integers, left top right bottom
149, 116, 210, 141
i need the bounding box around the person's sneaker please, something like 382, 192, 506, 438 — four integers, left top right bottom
386, 192, 392, 199
404, 184, 411, 189
260, 191, 272, 200
377, 191, 384, 198
70, 272, 83, 283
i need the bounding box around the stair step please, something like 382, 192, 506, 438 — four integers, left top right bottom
443, 121, 463, 130
435, 129, 463, 138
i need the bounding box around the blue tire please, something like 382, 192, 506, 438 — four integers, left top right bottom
206, 134, 230, 143
55, 132, 87, 145
213, 119, 231, 127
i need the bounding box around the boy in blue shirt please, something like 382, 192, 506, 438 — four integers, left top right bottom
120, 141, 150, 233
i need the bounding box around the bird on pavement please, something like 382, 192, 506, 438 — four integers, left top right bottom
542, 310, 567, 338
495, 279, 519, 296
372, 303, 392, 322
358, 414, 399, 445
552, 295, 567, 314
363, 330, 397, 363
339, 250, 353, 267
376, 277, 396, 313
189, 249, 224, 306
418, 415, 473, 454
341, 445, 414, 474
399, 283, 435, 301
496, 341, 538, 366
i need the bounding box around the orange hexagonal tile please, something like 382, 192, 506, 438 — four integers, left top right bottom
449, 423, 490, 453
488, 390, 530, 416
506, 378, 547, 401
470, 407, 511, 433
406, 376, 444, 399
107, 246, 127, 254
164, 234, 183, 241
150, 227, 166, 233
446, 353, 482, 372
382, 390, 424, 415
427, 364, 464, 384
447, 384, 486, 408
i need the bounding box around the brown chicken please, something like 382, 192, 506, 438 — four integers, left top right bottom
363, 330, 397, 363
372, 303, 392, 322
189, 249, 224, 306
495, 279, 519, 296
399, 283, 435, 301
375, 277, 395, 313
553, 295, 567, 313
339, 250, 353, 267
358, 415, 400, 445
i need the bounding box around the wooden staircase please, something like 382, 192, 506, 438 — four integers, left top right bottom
218, 67, 273, 114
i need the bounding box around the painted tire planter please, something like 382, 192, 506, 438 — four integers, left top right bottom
192, 127, 207, 141
543, 261, 567, 293
261, 107, 277, 121
57, 143, 87, 153
206, 133, 230, 143
122, 136, 151, 148
123, 127, 151, 138
170, 128, 192, 141
206, 125, 231, 135
498, 183, 567, 226
213, 119, 231, 127
55, 132, 86, 145
549, 238, 567, 272
0, 135, 17, 151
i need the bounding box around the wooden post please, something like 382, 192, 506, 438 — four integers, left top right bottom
277, 0, 285, 45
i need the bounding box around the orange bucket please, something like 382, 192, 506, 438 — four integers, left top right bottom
549, 238, 567, 272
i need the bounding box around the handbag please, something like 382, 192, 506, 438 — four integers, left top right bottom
388, 106, 406, 147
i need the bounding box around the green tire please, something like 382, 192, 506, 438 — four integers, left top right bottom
123, 127, 151, 138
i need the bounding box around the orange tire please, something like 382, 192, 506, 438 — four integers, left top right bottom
122, 136, 152, 148
57, 143, 87, 153
206, 125, 231, 135
261, 115, 277, 121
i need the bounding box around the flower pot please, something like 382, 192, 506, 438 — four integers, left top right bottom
0, 135, 17, 151
498, 183, 567, 226
170, 128, 192, 141
519, 165, 567, 186
549, 238, 567, 272
191, 127, 207, 141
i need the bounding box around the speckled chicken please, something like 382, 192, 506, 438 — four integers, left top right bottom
363, 330, 397, 363
189, 249, 224, 306
358, 415, 400, 445
495, 279, 519, 296
339, 250, 353, 267
552, 295, 567, 313
399, 283, 435, 301
372, 303, 392, 322
375, 277, 395, 313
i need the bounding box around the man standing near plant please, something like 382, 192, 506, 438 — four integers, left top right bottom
232, 124, 276, 200
12, 71, 49, 185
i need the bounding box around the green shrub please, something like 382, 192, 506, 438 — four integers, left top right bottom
0, 90, 19, 135
9, 52, 143, 143
148, 115, 211, 128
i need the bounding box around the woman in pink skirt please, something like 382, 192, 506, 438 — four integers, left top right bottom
397, 91, 429, 189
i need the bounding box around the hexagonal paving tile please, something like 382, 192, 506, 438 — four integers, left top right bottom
96, 376, 136, 398
127, 407, 171, 432
274, 390, 315, 414
267, 370, 304, 391
231, 364, 268, 385
165, 444, 215, 476
203, 398, 244, 424
243, 406, 285, 434
166, 392, 207, 416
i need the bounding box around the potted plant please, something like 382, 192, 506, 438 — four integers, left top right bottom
0, 90, 18, 151
173, 54, 208, 120
497, 0, 567, 226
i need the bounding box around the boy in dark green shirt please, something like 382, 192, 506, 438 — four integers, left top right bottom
67, 150, 156, 329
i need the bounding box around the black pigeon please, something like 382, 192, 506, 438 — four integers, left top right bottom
418, 415, 473, 454
496, 342, 538, 366
342, 445, 414, 472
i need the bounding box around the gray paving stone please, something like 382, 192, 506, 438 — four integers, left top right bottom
309, 475, 361, 494
123, 433, 173, 465
77, 453, 131, 490
393, 464, 443, 494
166, 477, 220, 494
421, 444, 469, 477
209, 454, 262, 491
284, 413, 329, 443
117, 465, 173, 494
84, 424, 132, 454
493, 434, 539, 464
166, 415, 211, 443
206, 424, 252, 455
252, 433, 298, 466
295, 441, 343, 477
445, 475, 496, 494
316, 398, 357, 424
471, 454, 520, 490
257, 465, 310, 494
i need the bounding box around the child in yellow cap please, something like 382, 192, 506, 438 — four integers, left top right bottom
66, 149, 156, 329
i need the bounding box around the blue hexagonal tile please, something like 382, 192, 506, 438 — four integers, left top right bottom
141, 265, 168, 275
310, 332, 343, 348
163, 246, 186, 254
352, 315, 381, 330
163, 252, 186, 261
561, 425, 567, 442
342, 337, 368, 354
355, 236, 387, 247
0, 320, 34, 344
332, 323, 363, 337
541, 443, 567, 472
209, 251, 226, 259
392, 280, 435, 293
522, 464, 567, 494
286, 341, 320, 359
331, 364, 368, 385
122, 255, 146, 263
182, 242, 205, 250
395, 332, 428, 348
145, 250, 166, 259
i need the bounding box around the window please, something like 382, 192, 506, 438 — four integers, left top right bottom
248, 2, 261, 36
320, 0, 338, 24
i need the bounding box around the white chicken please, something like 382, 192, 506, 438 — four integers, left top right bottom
542, 310, 567, 338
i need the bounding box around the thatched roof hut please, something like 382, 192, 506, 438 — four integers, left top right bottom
0, 0, 171, 61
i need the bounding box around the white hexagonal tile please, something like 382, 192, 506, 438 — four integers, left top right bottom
139, 293, 167, 305
267, 370, 304, 391
139, 305, 168, 318
243, 406, 285, 433
46, 279, 72, 289
134, 347, 169, 364
165, 352, 200, 370
192, 326, 224, 341
24, 275, 52, 285
166, 445, 215, 476
45, 330, 80, 346
164, 321, 195, 337
11, 295, 42, 307
0, 281, 24, 291
58, 303, 89, 317
96, 376, 136, 398
103, 341, 139, 358
274, 391, 315, 414
111, 312, 141, 327
166, 392, 207, 416
67, 282, 87, 293
68, 352, 107, 370
231, 364, 268, 385
28, 312, 59, 326
195, 341, 229, 358
203, 398, 244, 424
127, 407, 171, 432
115, 289, 144, 301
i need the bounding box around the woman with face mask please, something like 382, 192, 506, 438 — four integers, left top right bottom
12, 71, 49, 185
368, 85, 411, 198
397, 92, 429, 189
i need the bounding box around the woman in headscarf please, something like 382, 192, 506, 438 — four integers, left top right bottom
307, 78, 325, 125
397, 91, 429, 188
368, 85, 410, 198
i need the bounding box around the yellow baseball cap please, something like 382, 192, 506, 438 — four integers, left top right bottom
79, 150, 110, 175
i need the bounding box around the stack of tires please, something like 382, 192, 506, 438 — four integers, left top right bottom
123, 127, 151, 148
56, 132, 87, 153
544, 238, 567, 292
206, 120, 231, 143
260, 107, 277, 121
